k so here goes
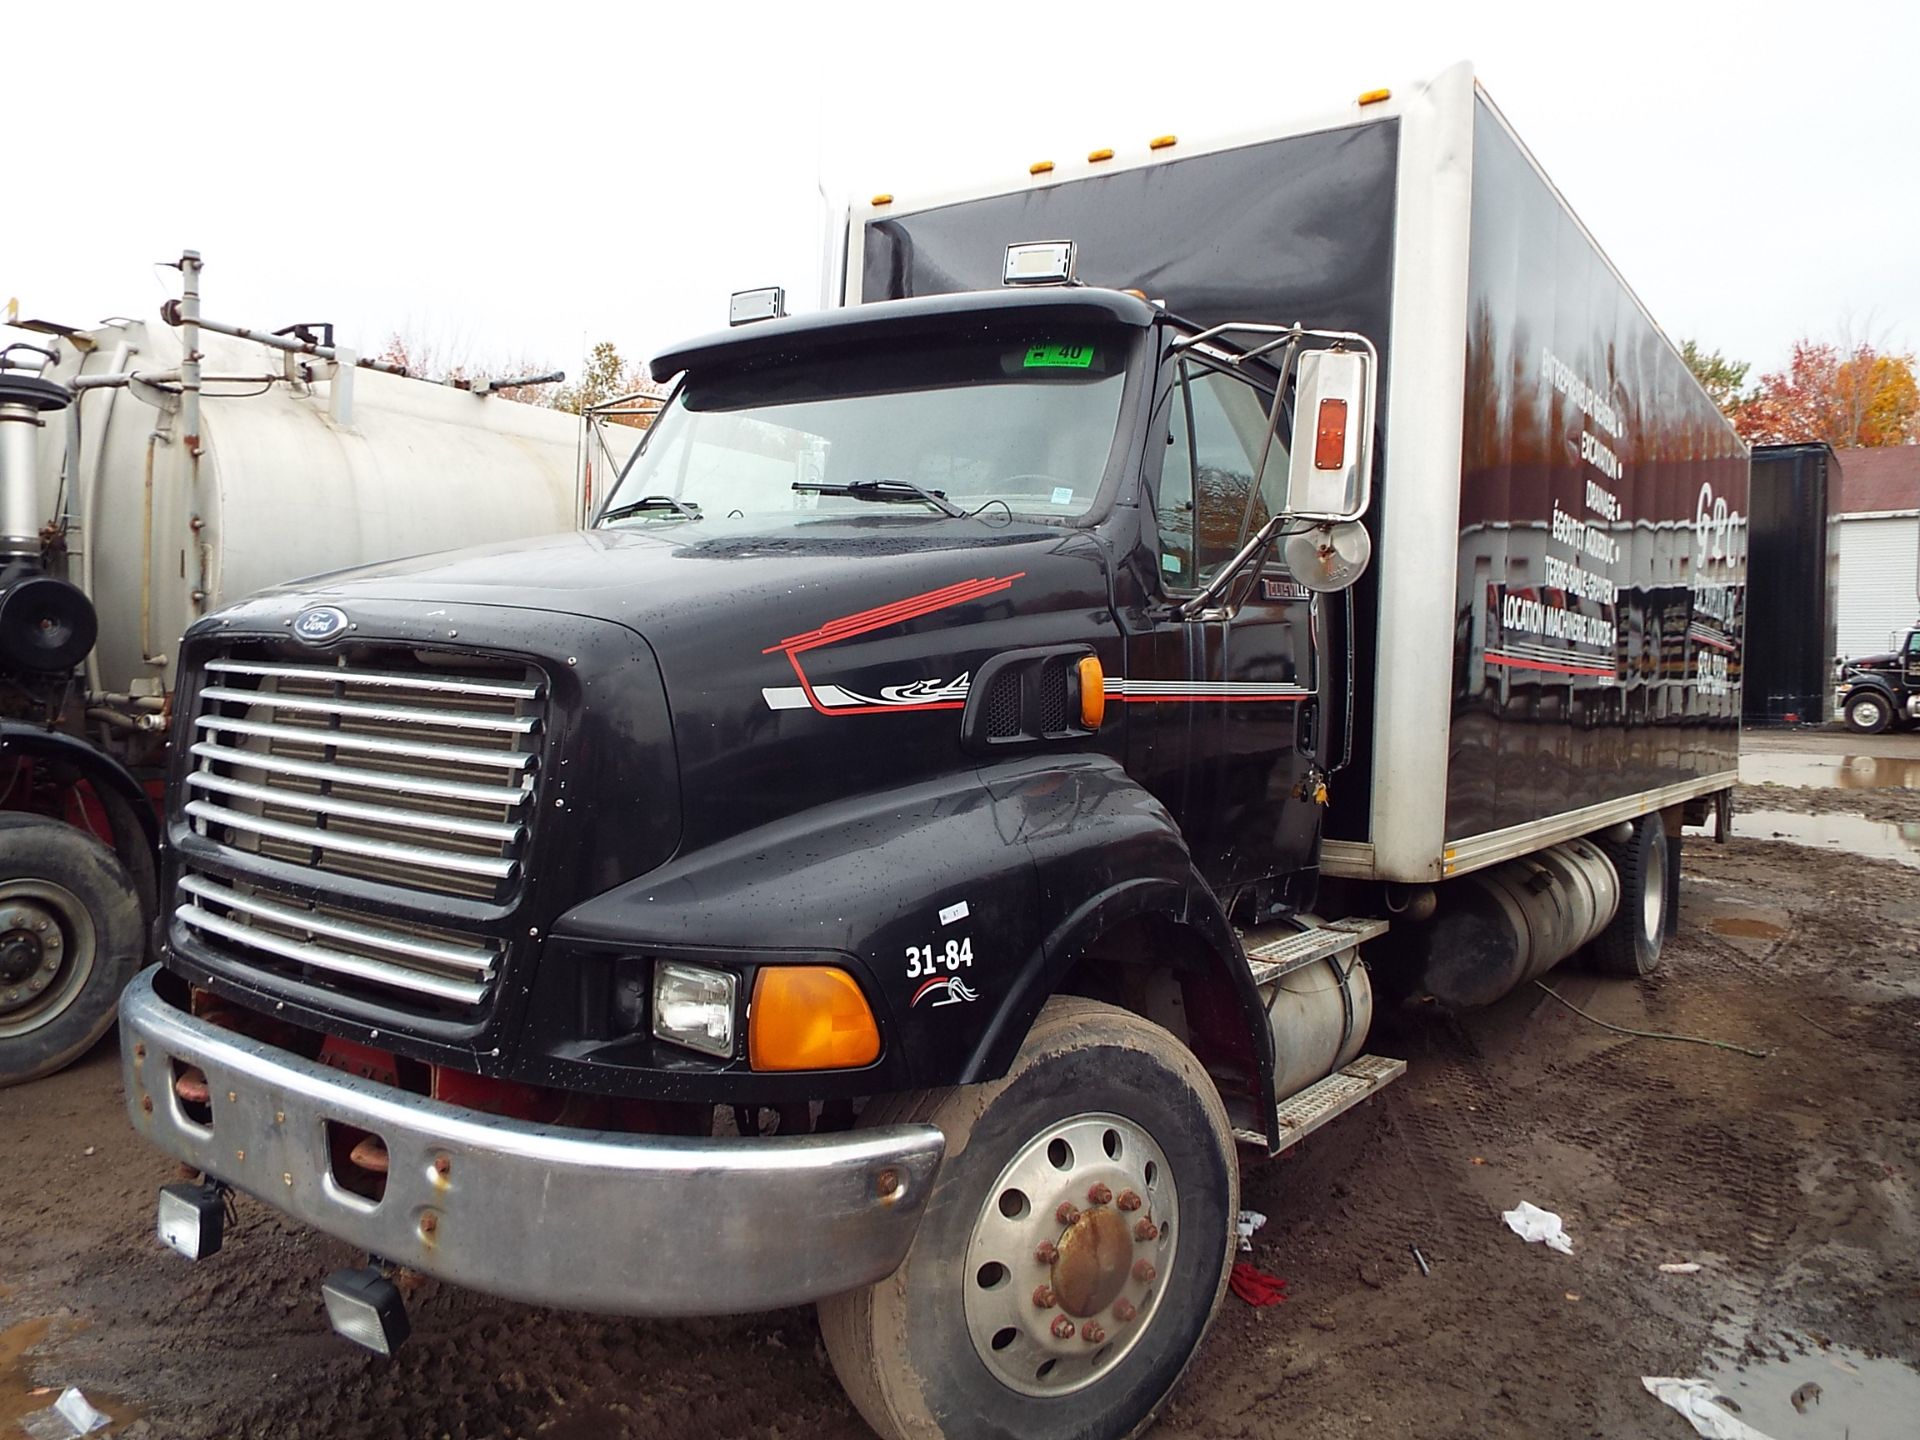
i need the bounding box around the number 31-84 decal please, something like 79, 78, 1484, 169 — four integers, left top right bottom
906, 937, 974, 979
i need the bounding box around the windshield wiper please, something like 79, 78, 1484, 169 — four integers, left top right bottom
599, 494, 702, 524
792, 479, 966, 518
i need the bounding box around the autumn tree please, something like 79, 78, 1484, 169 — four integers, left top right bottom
552, 341, 662, 427
1680, 340, 1750, 414
1730, 336, 1920, 447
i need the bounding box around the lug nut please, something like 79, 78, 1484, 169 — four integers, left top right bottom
1032, 1285, 1056, 1309
1116, 1189, 1142, 1211
875, 1168, 899, 1197
1132, 1260, 1156, 1284
140, 1095, 153, 1114
1134, 1218, 1159, 1242
1055, 1201, 1080, 1226
1034, 1240, 1059, 1265
433, 1155, 451, 1177
420, 1212, 438, 1235
1050, 1315, 1076, 1340
1113, 1298, 1137, 1322
1082, 1322, 1107, 1345
1087, 1182, 1112, 1206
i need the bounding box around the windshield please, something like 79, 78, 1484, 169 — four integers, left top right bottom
598, 328, 1134, 527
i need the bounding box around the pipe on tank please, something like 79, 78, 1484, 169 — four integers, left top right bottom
76, 337, 134, 695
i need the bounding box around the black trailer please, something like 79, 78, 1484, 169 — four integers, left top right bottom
1745, 442, 1841, 724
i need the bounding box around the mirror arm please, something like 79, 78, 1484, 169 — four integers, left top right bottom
1180, 511, 1293, 620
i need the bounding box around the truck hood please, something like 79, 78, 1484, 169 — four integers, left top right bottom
259, 519, 1121, 856
1845, 652, 1899, 671
271, 520, 1103, 648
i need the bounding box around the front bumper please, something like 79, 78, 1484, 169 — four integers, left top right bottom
120, 967, 945, 1316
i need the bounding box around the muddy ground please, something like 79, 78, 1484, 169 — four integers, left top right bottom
4, 730, 1917, 1440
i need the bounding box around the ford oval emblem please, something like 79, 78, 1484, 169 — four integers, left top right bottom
293, 606, 348, 644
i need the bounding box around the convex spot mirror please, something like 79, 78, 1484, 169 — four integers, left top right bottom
1284, 348, 1375, 523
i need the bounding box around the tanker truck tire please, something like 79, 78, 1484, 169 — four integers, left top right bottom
1590, 816, 1668, 978
0, 815, 144, 1088
1844, 692, 1891, 735
819, 997, 1237, 1440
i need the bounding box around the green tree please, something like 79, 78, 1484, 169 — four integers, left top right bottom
1680, 340, 1751, 416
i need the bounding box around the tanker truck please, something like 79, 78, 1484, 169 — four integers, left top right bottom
119, 65, 1745, 1440
0, 251, 636, 1085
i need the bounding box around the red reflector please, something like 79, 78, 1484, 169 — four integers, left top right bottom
1314, 398, 1348, 470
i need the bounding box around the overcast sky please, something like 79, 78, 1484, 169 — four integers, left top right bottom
5, 2, 1915, 388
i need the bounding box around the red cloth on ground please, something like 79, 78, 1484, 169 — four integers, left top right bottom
1229, 1261, 1288, 1306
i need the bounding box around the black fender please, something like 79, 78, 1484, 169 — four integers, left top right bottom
0, 723, 159, 879
1842, 673, 1899, 703
551, 752, 1275, 1124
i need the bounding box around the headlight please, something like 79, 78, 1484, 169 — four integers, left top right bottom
652, 962, 738, 1058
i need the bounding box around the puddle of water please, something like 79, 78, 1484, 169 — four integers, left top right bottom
1711, 916, 1788, 940
1692, 810, 1920, 871
1740, 752, 1920, 790
1702, 1340, 1920, 1440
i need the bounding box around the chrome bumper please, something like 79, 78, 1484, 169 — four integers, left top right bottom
119, 967, 944, 1316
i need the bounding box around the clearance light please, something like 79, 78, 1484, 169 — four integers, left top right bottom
1148, 134, 1177, 150
1075, 656, 1106, 729
1003, 240, 1077, 286
1031, 160, 1055, 175
1087, 147, 1115, 163
750, 967, 881, 1071
1357, 88, 1392, 106
870, 192, 894, 207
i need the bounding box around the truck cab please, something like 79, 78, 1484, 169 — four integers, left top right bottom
1837, 625, 1920, 733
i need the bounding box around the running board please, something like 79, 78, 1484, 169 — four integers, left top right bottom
1234, 1054, 1407, 1153
1240, 916, 1389, 987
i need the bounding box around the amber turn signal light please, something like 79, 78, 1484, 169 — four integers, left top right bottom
749, 967, 881, 1071
1076, 655, 1106, 729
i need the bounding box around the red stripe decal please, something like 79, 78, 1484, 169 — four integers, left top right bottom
1485, 652, 1616, 678
767, 573, 1025, 718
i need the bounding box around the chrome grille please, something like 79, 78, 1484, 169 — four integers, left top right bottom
177, 650, 548, 1017
186, 656, 544, 903
175, 874, 500, 1007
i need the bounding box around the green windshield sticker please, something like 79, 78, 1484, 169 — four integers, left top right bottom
1023, 343, 1094, 369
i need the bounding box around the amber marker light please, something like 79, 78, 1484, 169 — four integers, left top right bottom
750, 967, 881, 1071
1031, 160, 1055, 175
1357, 88, 1392, 106
1076, 655, 1107, 729
1087, 147, 1115, 163
1148, 134, 1177, 150
870, 193, 894, 207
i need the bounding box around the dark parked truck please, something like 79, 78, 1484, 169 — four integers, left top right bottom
1836, 624, 1920, 733
121, 64, 1746, 1439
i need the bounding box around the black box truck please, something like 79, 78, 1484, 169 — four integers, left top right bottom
1745, 442, 1839, 725
120, 62, 1746, 1440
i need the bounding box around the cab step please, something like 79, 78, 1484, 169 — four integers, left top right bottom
1234, 1054, 1407, 1153
1240, 916, 1389, 987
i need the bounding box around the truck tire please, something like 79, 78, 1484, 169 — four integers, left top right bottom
1590, 817, 1668, 977
0, 814, 145, 1087
1844, 691, 1892, 735
819, 997, 1237, 1440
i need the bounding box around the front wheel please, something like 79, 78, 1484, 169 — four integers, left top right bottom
0, 814, 144, 1087
1845, 692, 1892, 735
819, 997, 1237, 1440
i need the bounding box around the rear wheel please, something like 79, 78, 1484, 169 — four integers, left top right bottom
1845, 692, 1892, 735
0, 814, 144, 1087
819, 997, 1237, 1440
1591, 816, 1668, 977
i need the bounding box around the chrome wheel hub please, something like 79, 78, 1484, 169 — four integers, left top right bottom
0, 883, 94, 1037
963, 1112, 1178, 1397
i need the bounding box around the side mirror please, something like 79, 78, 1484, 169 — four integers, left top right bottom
1284, 348, 1375, 522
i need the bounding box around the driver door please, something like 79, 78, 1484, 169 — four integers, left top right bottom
1126, 358, 1321, 897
